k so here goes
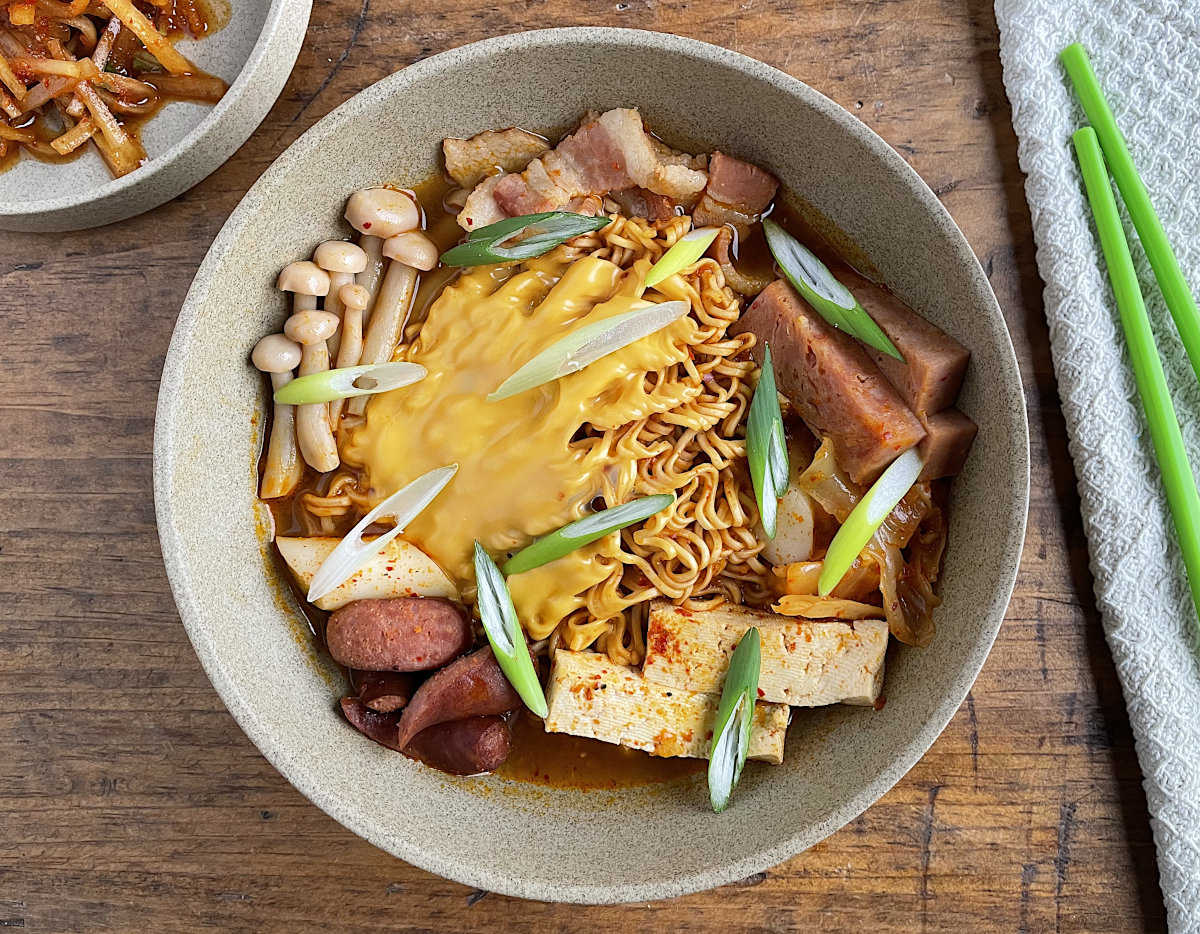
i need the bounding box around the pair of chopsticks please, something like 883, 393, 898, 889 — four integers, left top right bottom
1062, 43, 1200, 621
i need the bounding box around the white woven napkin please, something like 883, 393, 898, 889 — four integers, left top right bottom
995, 1, 1200, 928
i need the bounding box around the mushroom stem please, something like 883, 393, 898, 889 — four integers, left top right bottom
347, 259, 417, 417
323, 271, 353, 361
355, 234, 386, 325
261, 371, 304, 499
285, 310, 341, 473
329, 284, 370, 427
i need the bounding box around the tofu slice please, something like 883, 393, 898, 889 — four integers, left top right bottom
544, 650, 789, 764
643, 601, 887, 707
275, 537, 458, 611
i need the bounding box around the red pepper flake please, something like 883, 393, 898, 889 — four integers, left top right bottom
362, 221, 371, 229
757, 688, 765, 698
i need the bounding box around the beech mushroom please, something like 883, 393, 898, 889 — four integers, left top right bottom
277, 260, 330, 313
284, 309, 340, 472
314, 240, 368, 362
329, 283, 371, 426
345, 187, 418, 319
383, 230, 439, 271
252, 333, 304, 499
344, 190, 425, 417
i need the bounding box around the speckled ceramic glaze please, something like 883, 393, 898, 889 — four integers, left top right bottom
0, 0, 311, 232
154, 28, 1029, 903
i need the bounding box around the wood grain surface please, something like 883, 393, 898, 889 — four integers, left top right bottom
0, 0, 1167, 930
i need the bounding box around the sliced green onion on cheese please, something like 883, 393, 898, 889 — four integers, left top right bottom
488, 300, 689, 401
274, 362, 426, 405
502, 495, 675, 576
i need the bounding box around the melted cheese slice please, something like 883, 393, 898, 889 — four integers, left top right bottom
344, 252, 701, 625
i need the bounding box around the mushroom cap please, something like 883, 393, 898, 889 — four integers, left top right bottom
277, 260, 331, 297
345, 188, 420, 239
314, 240, 369, 275
284, 310, 340, 345
252, 333, 302, 373
383, 230, 439, 271
339, 282, 371, 311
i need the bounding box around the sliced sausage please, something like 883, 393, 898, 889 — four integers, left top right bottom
917, 408, 978, 480
732, 279, 926, 483
350, 670, 416, 713
837, 265, 971, 415
395, 646, 522, 748
325, 597, 473, 672
340, 697, 403, 752
693, 152, 779, 232
405, 717, 512, 775
705, 152, 779, 213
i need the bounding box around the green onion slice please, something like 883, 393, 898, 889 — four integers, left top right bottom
644, 226, 720, 288
708, 626, 761, 813
274, 362, 426, 405
501, 494, 675, 576
306, 464, 458, 603
763, 219, 903, 361
818, 447, 923, 596
747, 344, 789, 539
488, 299, 690, 401
473, 542, 549, 718
441, 212, 612, 266
131, 50, 163, 73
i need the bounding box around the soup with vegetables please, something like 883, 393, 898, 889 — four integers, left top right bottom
252, 108, 977, 811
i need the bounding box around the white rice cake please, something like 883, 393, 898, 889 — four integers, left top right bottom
543, 649, 789, 764
642, 600, 887, 707
275, 537, 459, 611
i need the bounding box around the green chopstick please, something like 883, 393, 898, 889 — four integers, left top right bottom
1071, 127, 1200, 622
1061, 43, 1200, 386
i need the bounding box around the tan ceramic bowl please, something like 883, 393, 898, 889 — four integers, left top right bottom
154, 28, 1029, 903
0, 0, 311, 232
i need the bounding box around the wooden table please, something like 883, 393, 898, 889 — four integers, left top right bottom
0, 1, 1167, 930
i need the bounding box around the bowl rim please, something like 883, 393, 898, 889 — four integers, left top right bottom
154, 26, 1030, 903
0, 0, 312, 220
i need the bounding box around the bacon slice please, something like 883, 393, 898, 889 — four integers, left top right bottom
455, 108, 707, 230
442, 127, 549, 189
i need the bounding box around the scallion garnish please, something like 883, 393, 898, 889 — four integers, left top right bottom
501, 494, 675, 576
746, 344, 789, 539
441, 212, 612, 266
131, 50, 163, 73
818, 447, 923, 596
708, 626, 761, 813
644, 226, 720, 288
763, 219, 903, 361
473, 542, 549, 717
488, 300, 690, 401
273, 362, 426, 405
306, 464, 457, 603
